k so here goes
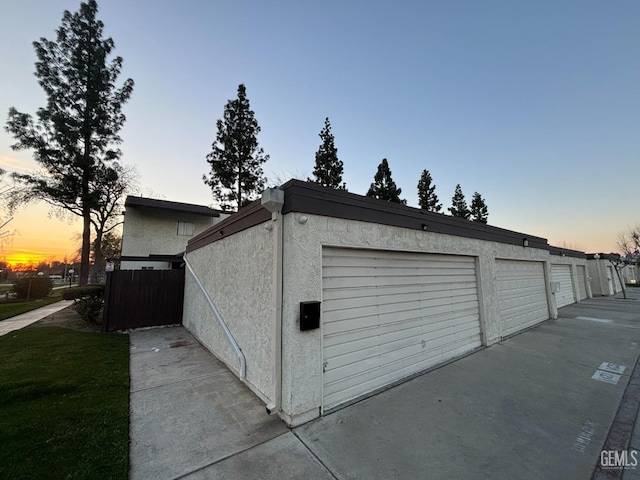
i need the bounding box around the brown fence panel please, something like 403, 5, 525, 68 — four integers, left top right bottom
103, 269, 185, 331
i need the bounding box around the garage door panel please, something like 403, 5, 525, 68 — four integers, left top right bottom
324, 258, 476, 280
324, 327, 479, 387
551, 264, 575, 308
324, 288, 479, 319
496, 259, 549, 337
323, 341, 478, 408
322, 247, 481, 410
323, 249, 476, 265
323, 282, 477, 302
324, 286, 479, 312
323, 293, 479, 326
324, 312, 481, 359
498, 293, 547, 311
323, 271, 477, 290
323, 299, 480, 336
324, 310, 481, 353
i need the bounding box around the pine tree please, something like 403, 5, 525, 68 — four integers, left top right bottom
448, 184, 470, 219
310, 117, 345, 189
203, 84, 269, 211
366, 159, 406, 204
5, 0, 134, 285
417, 169, 442, 212
470, 192, 489, 223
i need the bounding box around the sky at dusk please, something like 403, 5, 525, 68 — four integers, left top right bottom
0, 0, 638, 266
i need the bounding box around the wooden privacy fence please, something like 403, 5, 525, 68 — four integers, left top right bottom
103, 269, 185, 332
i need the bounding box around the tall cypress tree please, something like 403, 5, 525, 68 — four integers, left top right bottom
470, 192, 489, 223
311, 117, 345, 190
366, 158, 406, 204
203, 84, 269, 211
417, 169, 442, 212
448, 184, 470, 219
5, 0, 134, 286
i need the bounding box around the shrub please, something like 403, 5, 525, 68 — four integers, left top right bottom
12, 276, 53, 300
62, 285, 105, 324
61, 285, 105, 301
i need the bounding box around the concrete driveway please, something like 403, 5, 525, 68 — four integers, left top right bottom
130, 290, 640, 479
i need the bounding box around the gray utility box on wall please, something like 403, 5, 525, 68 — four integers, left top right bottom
300, 301, 321, 331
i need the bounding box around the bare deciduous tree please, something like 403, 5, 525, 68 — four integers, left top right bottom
618, 225, 640, 259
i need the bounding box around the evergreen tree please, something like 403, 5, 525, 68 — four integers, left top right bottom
366, 159, 406, 204
470, 192, 489, 223
448, 184, 470, 219
5, 0, 134, 286
310, 117, 345, 189
417, 169, 442, 212
203, 84, 269, 211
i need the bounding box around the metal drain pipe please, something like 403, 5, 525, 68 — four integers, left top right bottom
184, 252, 246, 382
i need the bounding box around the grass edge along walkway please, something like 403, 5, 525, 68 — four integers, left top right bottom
0, 326, 130, 480
0, 293, 64, 321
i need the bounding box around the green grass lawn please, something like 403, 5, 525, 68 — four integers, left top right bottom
0, 327, 130, 480
0, 291, 64, 321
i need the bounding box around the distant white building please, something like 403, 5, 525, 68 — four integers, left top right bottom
586, 254, 625, 296
120, 196, 227, 270
621, 263, 638, 284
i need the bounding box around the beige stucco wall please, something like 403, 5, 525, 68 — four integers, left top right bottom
279, 212, 552, 426
587, 258, 622, 296
182, 222, 275, 404
121, 208, 222, 269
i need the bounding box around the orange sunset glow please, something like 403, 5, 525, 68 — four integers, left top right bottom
4, 252, 47, 268
0, 203, 81, 270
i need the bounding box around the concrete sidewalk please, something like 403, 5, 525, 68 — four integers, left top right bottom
129, 291, 640, 479
0, 300, 73, 336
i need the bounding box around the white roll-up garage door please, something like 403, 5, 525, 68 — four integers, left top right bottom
551, 264, 576, 308
577, 265, 588, 300
496, 259, 549, 338
322, 247, 482, 411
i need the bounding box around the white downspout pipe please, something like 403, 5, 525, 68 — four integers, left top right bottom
261, 188, 285, 416
183, 252, 246, 382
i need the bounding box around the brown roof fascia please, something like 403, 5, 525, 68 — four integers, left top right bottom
125, 196, 222, 217
549, 245, 587, 259
186, 199, 271, 252
280, 180, 550, 250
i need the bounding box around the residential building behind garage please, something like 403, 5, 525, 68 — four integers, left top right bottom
120, 196, 227, 269
183, 180, 587, 426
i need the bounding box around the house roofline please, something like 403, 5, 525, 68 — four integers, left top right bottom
125, 196, 222, 217
549, 245, 587, 259
187, 180, 551, 252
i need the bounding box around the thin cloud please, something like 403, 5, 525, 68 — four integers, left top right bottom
0, 154, 38, 174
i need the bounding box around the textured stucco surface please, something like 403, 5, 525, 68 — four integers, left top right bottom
121, 208, 220, 269
587, 258, 624, 296
182, 222, 275, 404
280, 213, 552, 424
549, 255, 590, 306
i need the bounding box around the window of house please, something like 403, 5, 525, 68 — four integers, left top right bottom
177, 221, 195, 236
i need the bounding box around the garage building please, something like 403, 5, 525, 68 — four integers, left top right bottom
183, 181, 588, 426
